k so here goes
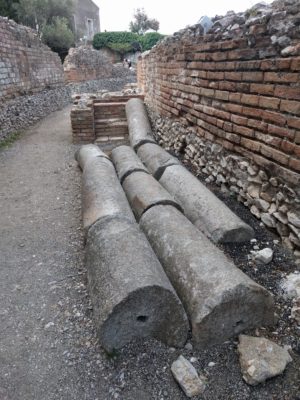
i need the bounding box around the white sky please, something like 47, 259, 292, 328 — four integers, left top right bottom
94, 0, 273, 35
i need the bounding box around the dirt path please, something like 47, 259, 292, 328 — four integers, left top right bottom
0, 106, 186, 400
0, 106, 299, 400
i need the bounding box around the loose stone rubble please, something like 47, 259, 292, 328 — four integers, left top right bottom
171, 355, 207, 397
238, 335, 293, 386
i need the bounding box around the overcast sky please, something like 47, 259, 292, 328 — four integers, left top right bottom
93, 0, 273, 35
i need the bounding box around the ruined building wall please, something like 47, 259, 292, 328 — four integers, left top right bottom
137, 0, 300, 255
0, 17, 64, 102
63, 46, 113, 83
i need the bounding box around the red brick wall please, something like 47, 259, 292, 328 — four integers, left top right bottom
0, 17, 64, 102
137, 5, 300, 186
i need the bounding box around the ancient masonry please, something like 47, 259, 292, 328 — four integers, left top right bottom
137, 0, 300, 260
63, 46, 114, 83
70, 86, 143, 144
0, 16, 64, 102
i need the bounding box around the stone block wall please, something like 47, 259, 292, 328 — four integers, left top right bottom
138, 0, 300, 257
0, 17, 64, 102
63, 46, 114, 83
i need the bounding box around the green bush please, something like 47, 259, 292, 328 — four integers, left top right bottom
93, 31, 164, 54
139, 32, 164, 51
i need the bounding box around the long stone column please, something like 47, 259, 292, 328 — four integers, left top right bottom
85, 214, 189, 353
159, 164, 254, 243
76, 145, 189, 352
139, 205, 275, 349
112, 145, 182, 220
136, 142, 181, 180
125, 98, 156, 149
75, 143, 110, 170
111, 145, 149, 184
136, 141, 254, 243
80, 154, 135, 232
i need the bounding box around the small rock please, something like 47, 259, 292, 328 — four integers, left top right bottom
261, 213, 276, 228
291, 299, 300, 324
184, 342, 193, 351
252, 248, 273, 265
171, 355, 206, 397
208, 362, 216, 367
281, 273, 300, 299
44, 322, 55, 330
238, 335, 292, 386
287, 211, 300, 228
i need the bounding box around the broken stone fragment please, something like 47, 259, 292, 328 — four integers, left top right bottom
238, 335, 292, 386
291, 298, 300, 325
281, 273, 300, 299
171, 355, 206, 397
252, 248, 274, 265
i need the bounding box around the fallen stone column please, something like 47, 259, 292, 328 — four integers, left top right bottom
158, 164, 254, 243
76, 145, 135, 232
136, 142, 181, 180
125, 98, 156, 149
111, 145, 149, 184
75, 143, 109, 170
112, 145, 182, 220
85, 217, 189, 352
139, 205, 275, 348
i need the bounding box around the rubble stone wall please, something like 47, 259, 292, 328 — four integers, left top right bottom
0, 17, 64, 102
63, 46, 114, 83
138, 0, 300, 255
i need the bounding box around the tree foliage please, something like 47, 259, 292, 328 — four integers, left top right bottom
13, 0, 73, 32
129, 8, 159, 35
42, 16, 74, 52
0, 0, 19, 19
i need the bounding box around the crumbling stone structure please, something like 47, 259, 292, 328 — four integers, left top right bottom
63, 46, 113, 83
0, 16, 64, 102
137, 0, 300, 259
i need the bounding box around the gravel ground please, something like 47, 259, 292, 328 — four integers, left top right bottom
0, 107, 299, 400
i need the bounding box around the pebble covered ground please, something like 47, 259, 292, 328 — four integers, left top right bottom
0, 106, 299, 400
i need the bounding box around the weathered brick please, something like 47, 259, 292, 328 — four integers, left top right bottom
241, 138, 261, 152
260, 144, 290, 165
264, 72, 299, 83
241, 94, 260, 106
259, 96, 281, 110
249, 83, 275, 96
274, 86, 300, 101
280, 100, 300, 116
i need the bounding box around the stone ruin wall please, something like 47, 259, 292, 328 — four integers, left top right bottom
137, 0, 300, 258
0, 16, 64, 102
63, 46, 114, 83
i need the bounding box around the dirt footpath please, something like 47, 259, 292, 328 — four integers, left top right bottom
0, 106, 299, 400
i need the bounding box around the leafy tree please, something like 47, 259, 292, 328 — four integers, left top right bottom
0, 0, 19, 19
42, 16, 74, 51
129, 8, 159, 35
14, 0, 73, 33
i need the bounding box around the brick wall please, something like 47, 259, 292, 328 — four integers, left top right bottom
137, 1, 300, 256
0, 17, 64, 102
138, 2, 300, 184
